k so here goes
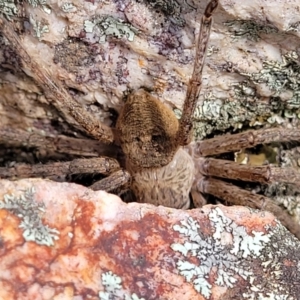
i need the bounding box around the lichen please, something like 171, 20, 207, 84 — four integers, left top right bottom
99, 271, 145, 300
0, 0, 50, 20
61, 2, 76, 13
29, 14, 49, 40
177, 90, 285, 139
243, 51, 300, 108
84, 16, 139, 43
27, 0, 51, 14
286, 21, 300, 33
225, 20, 278, 41
171, 207, 300, 299
0, 187, 59, 246
0, 0, 17, 20
142, 0, 186, 26
178, 57, 300, 140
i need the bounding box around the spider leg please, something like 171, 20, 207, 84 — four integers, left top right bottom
176, 0, 218, 146
0, 127, 119, 157
0, 157, 120, 179
197, 177, 300, 239
89, 169, 131, 192
197, 157, 300, 187
0, 17, 114, 144
196, 127, 300, 157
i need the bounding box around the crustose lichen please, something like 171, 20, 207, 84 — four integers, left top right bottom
0, 186, 59, 246
243, 51, 300, 108
84, 16, 139, 43
0, 0, 17, 20
99, 271, 145, 300
225, 19, 278, 41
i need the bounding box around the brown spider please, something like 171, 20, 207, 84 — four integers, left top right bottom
1, 0, 300, 239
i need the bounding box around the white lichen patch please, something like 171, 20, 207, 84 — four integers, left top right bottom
29, 14, 49, 40
84, 16, 139, 43
0, 187, 59, 246
170, 207, 297, 299
99, 271, 145, 300
0, 0, 17, 19
61, 2, 76, 13
27, 0, 51, 13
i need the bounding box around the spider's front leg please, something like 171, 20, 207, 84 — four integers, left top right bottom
0, 127, 118, 157
0, 15, 130, 193
0, 157, 130, 193
0, 17, 114, 144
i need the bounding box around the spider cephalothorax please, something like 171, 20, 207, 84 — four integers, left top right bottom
1, 0, 300, 238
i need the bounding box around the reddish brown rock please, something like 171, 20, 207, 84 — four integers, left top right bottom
0, 178, 299, 300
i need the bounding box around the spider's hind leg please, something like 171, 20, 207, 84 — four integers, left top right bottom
196, 127, 300, 157
196, 176, 300, 239
197, 157, 300, 188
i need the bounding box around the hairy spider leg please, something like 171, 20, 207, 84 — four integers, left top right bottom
0, 17, 114, 144
197, 177, 300, 239
176, 0, 219, 146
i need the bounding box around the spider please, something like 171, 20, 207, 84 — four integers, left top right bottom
0, 0, 300, 239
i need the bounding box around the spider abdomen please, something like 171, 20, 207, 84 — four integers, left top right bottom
129, 148, 194, 209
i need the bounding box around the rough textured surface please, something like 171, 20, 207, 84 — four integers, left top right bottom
1, 0, 300, 136
0, 178, 300, 300
1, 3, 300, 295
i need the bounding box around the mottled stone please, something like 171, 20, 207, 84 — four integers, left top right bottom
0, 178, 299, 299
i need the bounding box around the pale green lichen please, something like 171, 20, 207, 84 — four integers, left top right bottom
178, 55, 300, 140
171, 207, 299, 299
84, 16, 139, 43
61, 2, 76, 13
0, 187, 59, 246
29, 14, 49, 40
0, 0, 51, 19
206, 45, 219, 57
99, 271, 145, 300
243, 51, 300, 108
0, 0, 17, 20
27, 0, 51, 13
225, 19, 278, 41
175, 90, 285, 139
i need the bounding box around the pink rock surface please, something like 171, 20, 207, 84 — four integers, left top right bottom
0, 178, 299, 300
